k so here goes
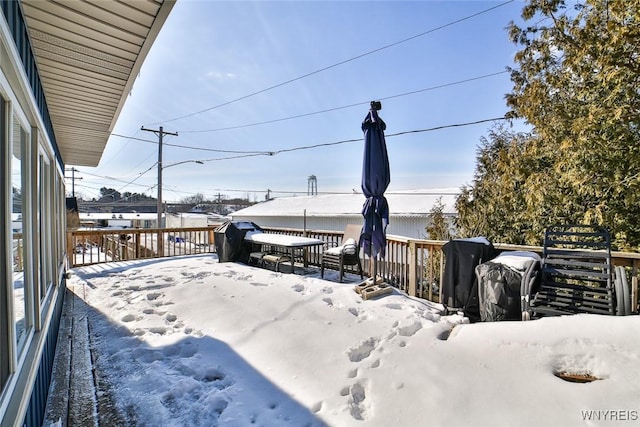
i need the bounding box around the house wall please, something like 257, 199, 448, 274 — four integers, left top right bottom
166, 213, 209, 229
230, 214, 455, 240
0, 4, 68, 426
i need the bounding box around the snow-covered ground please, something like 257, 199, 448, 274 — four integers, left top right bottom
66, 255, 640, 426
13, 272, 24, 340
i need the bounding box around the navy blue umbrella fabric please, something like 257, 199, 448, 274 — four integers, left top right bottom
360, 108, 390, 259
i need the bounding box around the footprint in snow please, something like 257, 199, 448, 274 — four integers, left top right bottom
397, 320, 423, 337
348, 382, 367, 421
183, 326, 204, 337
348, 337, 379, 362
173, 321, 185, 330
121, 314, 136, 323
149, 326, 168, 335
146, 292, 162, 301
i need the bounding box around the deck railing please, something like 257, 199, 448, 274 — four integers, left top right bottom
67, 226, 640, 311
67, 227, 217, 266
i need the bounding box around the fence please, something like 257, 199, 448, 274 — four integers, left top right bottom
67, 226, 640, 311
67, 227, 216, 266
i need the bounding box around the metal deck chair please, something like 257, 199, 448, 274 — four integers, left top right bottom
522, 224, 629, 319
320, 224, 364, 282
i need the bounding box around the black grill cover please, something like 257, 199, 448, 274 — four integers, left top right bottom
476, 252, 541, 322
214, 221, 262, 263
475, 262, 522, 322
442, 239, 496, 322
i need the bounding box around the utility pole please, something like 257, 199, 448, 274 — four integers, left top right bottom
65, 167, 82, 197
141, 126, 178, 257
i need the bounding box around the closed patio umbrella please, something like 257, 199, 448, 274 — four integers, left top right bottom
360, 101, 390, 280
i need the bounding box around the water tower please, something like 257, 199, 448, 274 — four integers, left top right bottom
307, 175, 317, 195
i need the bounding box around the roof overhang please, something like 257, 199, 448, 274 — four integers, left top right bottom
21, 0, 175, 167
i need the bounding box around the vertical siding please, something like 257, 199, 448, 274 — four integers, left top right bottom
231, 214, 437, 239
23, 280, 66, 427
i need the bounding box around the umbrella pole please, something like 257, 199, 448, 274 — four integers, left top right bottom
373, 256, 378, 283
369, 239, 375, 281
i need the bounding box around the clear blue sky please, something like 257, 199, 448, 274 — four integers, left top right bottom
73, 0, 529, 202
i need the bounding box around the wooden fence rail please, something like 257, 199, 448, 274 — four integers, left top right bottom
67, 226, 640, 311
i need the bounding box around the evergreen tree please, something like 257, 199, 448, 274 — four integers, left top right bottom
459, 0, 640, 250
507, 0, 640, 250
98, 187, 121, 202
456, 125, 543, 245
425, 197, 452, 240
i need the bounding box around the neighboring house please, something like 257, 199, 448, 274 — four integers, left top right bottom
74, 212, 228, 230
78, 212, 159, 229
0, 2, 174, 426
166, 212, 208, 229
230, 189, 459, 239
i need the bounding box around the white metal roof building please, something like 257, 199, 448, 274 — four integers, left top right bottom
231, 189, 459, 239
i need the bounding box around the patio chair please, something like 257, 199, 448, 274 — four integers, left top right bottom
320, 224, 364, 282
522, 224, 627, 319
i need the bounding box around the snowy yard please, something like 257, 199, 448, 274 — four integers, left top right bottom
64, 255, 640, 426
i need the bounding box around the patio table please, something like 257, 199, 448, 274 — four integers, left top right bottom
244, 233, 324, 272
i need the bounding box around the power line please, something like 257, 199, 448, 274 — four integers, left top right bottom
387, 117, 507, 138
195, 116, 508, 163
158, 188, 463, 202
112, 70, 510, 155
152, 0, 515, 125
72, 182, 157, 200
88, 116, 508, 195
110, 71, 512, 156
74, 169, 153, 188
72, 169, 155, 187
110, 133, 271, 155
178, 71, 509, 133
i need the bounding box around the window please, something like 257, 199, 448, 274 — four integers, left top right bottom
0, 93, 8, 392
11, 112, 29, 354
38, 151, 53, 302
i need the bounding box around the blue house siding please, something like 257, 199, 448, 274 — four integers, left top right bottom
23, 281, 65, 427
0, 2, 67, 425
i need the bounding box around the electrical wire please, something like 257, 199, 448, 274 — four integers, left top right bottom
110, 133, 272, 155
77, 116, 508, 196
196, 116, 507, 163
152, 0, 515, 125
112, 71, 510, 155
75, 169, 153, 188
112, 71, 511, 155
178, 71, 509, 133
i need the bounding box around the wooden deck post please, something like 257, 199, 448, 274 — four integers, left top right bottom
633, 259, 638, 313
408, 240, 418, 297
